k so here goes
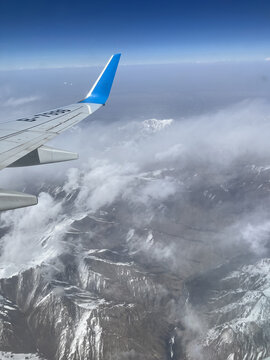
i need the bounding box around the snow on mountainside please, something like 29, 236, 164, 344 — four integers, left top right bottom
186, 257, 270, 360
142, 119, 174, 133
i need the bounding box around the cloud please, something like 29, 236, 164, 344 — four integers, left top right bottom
167, 300, 207, 360
1, 96, 40, 107
0, 192, 65, 278
238, 218, 270, 255
1, 97, 270, 283
109, 350, 145, 360
182, 306, 207, 360
56, 99, 270, 215
155, 143, 184, 161
74, 160, 138, 212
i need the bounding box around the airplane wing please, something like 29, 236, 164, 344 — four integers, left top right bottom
0, 53, 121, 210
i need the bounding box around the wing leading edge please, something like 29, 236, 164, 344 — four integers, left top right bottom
0, 53, 121, 210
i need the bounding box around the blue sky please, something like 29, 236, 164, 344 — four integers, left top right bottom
1, 0, 270, 69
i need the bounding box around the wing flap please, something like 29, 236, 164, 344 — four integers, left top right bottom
0, 189, 37, 211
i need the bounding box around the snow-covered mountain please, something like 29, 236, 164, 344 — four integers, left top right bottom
1, 103, 270, 359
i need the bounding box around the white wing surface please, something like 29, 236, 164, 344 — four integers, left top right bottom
0, 53, 121, 210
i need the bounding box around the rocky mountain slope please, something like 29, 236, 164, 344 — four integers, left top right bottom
1, 114, 270, 359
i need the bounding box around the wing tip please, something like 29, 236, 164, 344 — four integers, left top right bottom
79, 53, 121, 105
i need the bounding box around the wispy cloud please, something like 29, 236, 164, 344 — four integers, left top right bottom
0, 192, 65, 278
1, 95, 40, 107
1, 98, 270, 278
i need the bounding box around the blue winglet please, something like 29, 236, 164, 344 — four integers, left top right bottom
80, 53, 121, 105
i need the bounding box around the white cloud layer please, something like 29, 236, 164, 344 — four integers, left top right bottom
1, 98, 270, 277
0, 193, 65, 278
